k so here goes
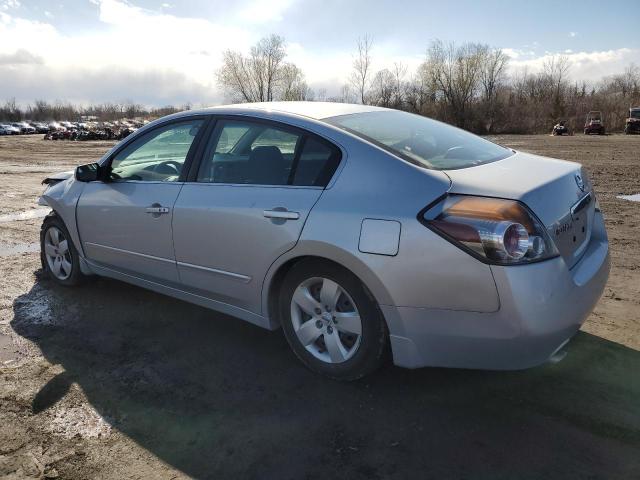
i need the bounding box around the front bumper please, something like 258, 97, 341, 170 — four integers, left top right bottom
385, 212, 610, 370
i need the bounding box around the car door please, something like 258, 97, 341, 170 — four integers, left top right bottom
76, 118, 205, 284
172, 117, 342, 313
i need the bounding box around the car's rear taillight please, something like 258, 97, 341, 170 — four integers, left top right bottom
421, 195, 559, 265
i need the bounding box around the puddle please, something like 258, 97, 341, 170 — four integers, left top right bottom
0, 333, 20, 364
0, 243, 40, 257
0, 208, 50, 223
13, 283, 54, 326
617, 193, 640, 202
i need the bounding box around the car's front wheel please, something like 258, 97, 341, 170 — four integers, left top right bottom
40, 214, 85, 286
280, 259, 388, 380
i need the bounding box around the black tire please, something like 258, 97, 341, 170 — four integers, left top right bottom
279, 259, 388, 381
40, 214, 85, 286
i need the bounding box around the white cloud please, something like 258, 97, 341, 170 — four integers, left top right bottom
569, 32, 577, 38
509, 48, 638, 81
0, 0, 259, 105
0, 1, 637, 107
1, 0, 20, 11
287, 39, 424, 93
502, 48, 521, 59
0, 48, 43, 65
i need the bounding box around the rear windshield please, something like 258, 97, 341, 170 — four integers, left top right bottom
325, 110, 513, 170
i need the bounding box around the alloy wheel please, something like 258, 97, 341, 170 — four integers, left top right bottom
290, 277, 363, 364
43, 226, 73, 281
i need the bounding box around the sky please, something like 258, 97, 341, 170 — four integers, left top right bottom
0, 0, 638, 107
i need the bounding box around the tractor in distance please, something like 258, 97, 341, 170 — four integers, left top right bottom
625, 107, 640, 134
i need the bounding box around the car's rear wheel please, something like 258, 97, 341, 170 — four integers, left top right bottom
280, 259, 387, 380
40, 215, 84, 286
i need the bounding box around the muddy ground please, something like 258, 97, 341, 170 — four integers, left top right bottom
0, 134, 638, 479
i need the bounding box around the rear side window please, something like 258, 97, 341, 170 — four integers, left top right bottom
325, 110, 512, 170
197, 119, 341, 187
292, 137, 340, 187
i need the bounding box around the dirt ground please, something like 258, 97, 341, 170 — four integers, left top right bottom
0, 134, 638, 479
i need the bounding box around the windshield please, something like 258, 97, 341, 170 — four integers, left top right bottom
325, 110, 513, 170
631, 110, 640, 119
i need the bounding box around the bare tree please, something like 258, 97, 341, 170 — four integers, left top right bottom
423, 40, 483, 128
349, 35, 373, 104
217, 34, 288, 102
2, 98, 21, 121
543, 54, 571, 118
280, 63, 313, 101
406, 64, 437, 114
370, 69, 395, 107
391, 62, 408, 108
328, 84, 356, 104
316, 88, 328, 102
478, 46, 509, 132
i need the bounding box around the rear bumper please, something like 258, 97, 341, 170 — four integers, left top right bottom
385, 212, 610, 370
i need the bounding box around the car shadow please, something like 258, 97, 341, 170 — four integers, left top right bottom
10, 274, 640, 479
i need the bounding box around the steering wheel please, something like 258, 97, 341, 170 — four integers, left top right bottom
153, 160, 182, 176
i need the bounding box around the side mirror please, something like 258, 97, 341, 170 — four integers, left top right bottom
75, 163, 101, 182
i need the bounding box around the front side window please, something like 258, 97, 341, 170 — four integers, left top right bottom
325, 110, 513, 170
109, 119, 203, 182
197, 119, 340, 186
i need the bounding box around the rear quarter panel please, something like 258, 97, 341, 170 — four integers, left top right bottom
263, 139, 502, 326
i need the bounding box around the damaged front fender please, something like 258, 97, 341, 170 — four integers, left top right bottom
38, 172, 87, 267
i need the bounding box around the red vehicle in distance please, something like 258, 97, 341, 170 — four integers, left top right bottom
584, 111, 605, 135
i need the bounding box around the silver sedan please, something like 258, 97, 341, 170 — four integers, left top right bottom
39, 102, 610, 380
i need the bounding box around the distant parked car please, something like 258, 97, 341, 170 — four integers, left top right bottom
38, 102, 609, 380
48, 122, 66, 132
12, 122, 36, 134
584, 111, 605, 135
31, 122, 50, 134
0, 124, 21, 135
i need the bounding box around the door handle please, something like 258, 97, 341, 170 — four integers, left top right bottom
263, 209, 300, 220
145, 206, 170, 214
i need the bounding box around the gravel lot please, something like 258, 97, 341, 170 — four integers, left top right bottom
1, 134, 639, 479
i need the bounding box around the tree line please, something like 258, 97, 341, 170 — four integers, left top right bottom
217, 34, 640, 134
3, 34, 639, 134
0, 99, 190, 123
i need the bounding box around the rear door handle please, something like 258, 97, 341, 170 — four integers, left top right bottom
263, 209, 300, 220
145, 206, 170, 214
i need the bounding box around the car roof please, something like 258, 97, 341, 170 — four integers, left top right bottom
190, 101, 389, 121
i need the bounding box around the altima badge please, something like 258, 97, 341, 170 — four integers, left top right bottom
575, 174, 585, 192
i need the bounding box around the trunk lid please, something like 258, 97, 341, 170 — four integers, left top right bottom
444, 151, 595, 268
